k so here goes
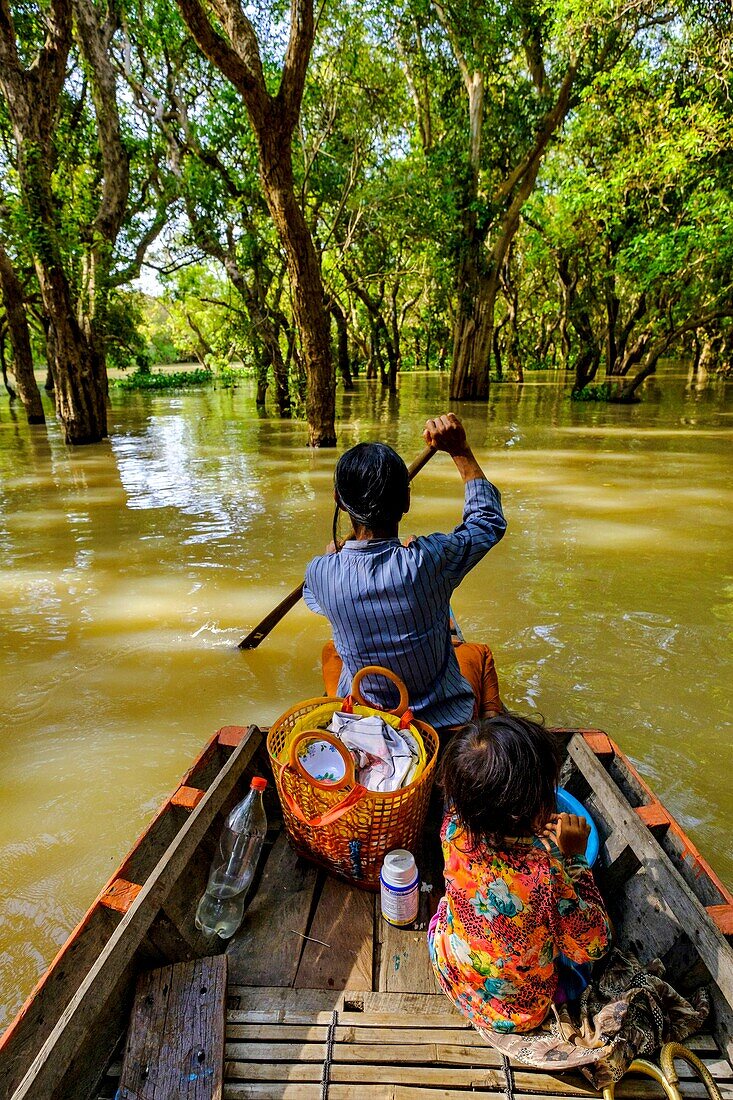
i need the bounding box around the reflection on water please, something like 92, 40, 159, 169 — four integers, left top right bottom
0, 367, 731, 1027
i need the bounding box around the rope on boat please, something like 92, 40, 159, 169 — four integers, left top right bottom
320, 1008, 338, 1100
501, 1053, 516, 1100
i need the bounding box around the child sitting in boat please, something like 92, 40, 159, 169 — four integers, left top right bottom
429, 714, 611, 1033
303, 413, 507, 730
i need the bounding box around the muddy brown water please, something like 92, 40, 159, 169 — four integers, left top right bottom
0, 366, 731, 1028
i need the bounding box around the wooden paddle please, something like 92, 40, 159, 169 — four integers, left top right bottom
238, 443, 437, 649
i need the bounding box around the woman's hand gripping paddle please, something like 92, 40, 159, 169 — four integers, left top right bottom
237, 444, 436, 650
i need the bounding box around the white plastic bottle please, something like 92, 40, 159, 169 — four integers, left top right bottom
195, 776, 268, 939
380, 849, 419, 927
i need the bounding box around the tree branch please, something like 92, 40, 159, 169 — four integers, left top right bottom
279, 0, 314, 128
492, 55, 578, 208
73, 0, 129, 245
175, 0, 268, 126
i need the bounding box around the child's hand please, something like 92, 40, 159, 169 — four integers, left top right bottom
423, 413, 470, 456
544, 812, 590, 858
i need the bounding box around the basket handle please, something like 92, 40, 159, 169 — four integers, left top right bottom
350, 666, 410, 717
288, 730, 356, 790
278, 730, 367, 827
277, 774, 368, 828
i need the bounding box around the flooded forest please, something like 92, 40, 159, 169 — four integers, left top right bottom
0, 0, 731, 1030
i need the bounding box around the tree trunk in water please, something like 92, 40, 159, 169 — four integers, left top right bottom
49, 312, 108, 443
616, 358, 657, 402
37, 276, 107, 444
570, 307, 601, 393
450, 265, 496, 400
330, 301, 354, 390
256, 376, 268, 410
216, 248, 291, 417
19, 146, 108, 443
604, 282, 619, 377
366, 329, 377, 379
0, 336, 16, 399
249, 329, 268, 411
271, 348, 292, 416
0, 243, 45, 423
381, 317, 399, 393
258, 130, 335, 445
689, 332, 701, 377
492, 323, 504, 381
0, 0, 119, 445
388, 286, 400, 393
377, 332, 389, 388
572, 347, 600, 392
44, 323, 56, 390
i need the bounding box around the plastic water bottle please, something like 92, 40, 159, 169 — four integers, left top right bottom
195, 776, 268, 939
380, 849, 419, 927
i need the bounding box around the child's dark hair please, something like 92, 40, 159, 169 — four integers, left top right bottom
438, 714, 560, 848
333, 442, 409, 546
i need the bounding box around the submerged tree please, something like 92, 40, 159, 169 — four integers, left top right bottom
0, 0, 106, 442
0, 233, 45, 422
174, 0, 336, 445
511, 18, 733, 398
0, 0, 137, 442
392, 0, 693, 400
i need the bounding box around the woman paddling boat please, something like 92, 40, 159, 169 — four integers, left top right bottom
303, 413, 507, 727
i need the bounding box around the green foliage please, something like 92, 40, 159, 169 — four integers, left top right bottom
105, 292, 151, 371
111, 367, 213, 390
570, 383, 613, 402
110, 361, 252, 390
3, 0, 732, 422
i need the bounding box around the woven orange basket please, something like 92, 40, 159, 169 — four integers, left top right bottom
267, 667, 439, 890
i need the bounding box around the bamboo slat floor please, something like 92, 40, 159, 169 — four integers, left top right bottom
97, 986, 733, 1099
96, 827, 733, 1099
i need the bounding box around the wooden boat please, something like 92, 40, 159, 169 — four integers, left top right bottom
1, 722, 732, 1100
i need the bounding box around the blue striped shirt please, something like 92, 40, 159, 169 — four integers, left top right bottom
303, 478, 506, 728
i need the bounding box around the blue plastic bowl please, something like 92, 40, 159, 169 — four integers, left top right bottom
556, 787, 600, 866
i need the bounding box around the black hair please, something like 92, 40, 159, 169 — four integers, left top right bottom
332, 442, 409, 546
437, 713, 561, 849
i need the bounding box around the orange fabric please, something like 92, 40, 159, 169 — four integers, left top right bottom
450, 637, 502, 719
321, 639, 502, 723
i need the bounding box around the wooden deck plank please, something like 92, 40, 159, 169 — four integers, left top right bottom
224, 1060, 733, 1097
227, 1024, 485, 1045
223, 1091, 726, 1100
377, 889, 441, 994
226, 986, 460, 1016
223, 1024, 732, 1077
222, 1090, 564, 1100
227, 1008, 466, 1027
224, 1088, 471, 1100
224, 1040, 731, 1078
227, 986, 344, 1015
225, 1040, 505, 1064
374, 794, 444, 995
227, 833, 320, 987
103, 1053, 733, 1096
119, 955, 227, 1100
293, 878, 374, 991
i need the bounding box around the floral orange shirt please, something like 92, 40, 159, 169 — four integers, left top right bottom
428, 815, 611, 1033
